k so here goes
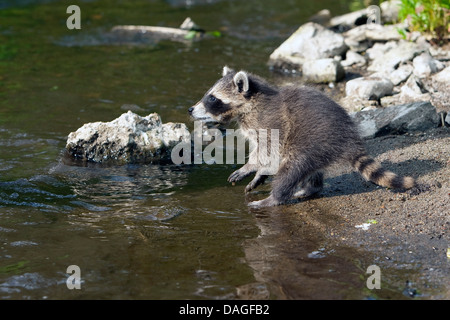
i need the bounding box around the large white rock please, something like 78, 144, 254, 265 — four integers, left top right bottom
302, 58, 345, 83
368, 40, 426, 73
413, 52, 445, 78
268, 22, 347, 69
345, 77, 394, 100
365, 41, 397, 60
66, 110, 191, 164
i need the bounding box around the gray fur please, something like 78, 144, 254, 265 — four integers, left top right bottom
189, 67, 415, 208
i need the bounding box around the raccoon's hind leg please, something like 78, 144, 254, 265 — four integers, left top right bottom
249, 162, 311, 208
293, 171, 323, 198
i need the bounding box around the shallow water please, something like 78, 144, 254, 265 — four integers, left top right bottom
0, 0, 418, 299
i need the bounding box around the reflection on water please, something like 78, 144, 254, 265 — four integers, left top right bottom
0, 159, 257, 299
0, 125, 258, 298
53, 161, 191, 217
243, 206, 367, 299
0, 157, 191, 217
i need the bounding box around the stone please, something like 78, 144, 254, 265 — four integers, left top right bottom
446, 113, 450, 126
343, 36, 370, 53
368, 40, 426, 73
399, 75, 431, 103
431, 65, 450, 85
429, 46, 450, 60
350, 101, 440, 139
345, 77, 394, 100
412, 52, 445, 78
388, 64, 413, 85
429, 66, 450, 109
110, 17, 210, 44
380, 0, 401, 23
365, 41, 397, 60
268, 22, 347, 69
66, 110, 191, 164
302, 58, 345, 83
341, 50, 366, 67
329, 8, 369, 29
344, 24, 402, 47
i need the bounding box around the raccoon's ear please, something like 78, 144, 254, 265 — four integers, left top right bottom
222, 66, 234, 77
233, 71, 249, 93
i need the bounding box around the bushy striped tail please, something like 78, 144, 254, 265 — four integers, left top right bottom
352, 153, 415, 189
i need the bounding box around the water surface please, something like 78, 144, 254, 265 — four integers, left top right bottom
1, 0, 410, 299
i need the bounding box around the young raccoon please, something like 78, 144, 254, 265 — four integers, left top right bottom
188, 66, 415, 208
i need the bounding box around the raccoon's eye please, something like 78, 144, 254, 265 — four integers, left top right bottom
208, 95, 217, 103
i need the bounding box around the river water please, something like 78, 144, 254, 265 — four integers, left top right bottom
0, 0, 397, 299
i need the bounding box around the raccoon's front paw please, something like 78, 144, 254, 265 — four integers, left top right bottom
245, 174, 268, 193
228, 169, 251, 183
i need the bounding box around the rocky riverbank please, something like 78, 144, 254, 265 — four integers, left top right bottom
268, 0, 450, 120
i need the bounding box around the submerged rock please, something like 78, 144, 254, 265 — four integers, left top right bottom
57, 17, 214, 47
110, 24, 202, 43
66, 110, 191, 164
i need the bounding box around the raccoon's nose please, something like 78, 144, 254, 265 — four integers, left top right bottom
188, 107, 194, 114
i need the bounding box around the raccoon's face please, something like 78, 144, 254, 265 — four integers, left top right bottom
189, 66, 251, 124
